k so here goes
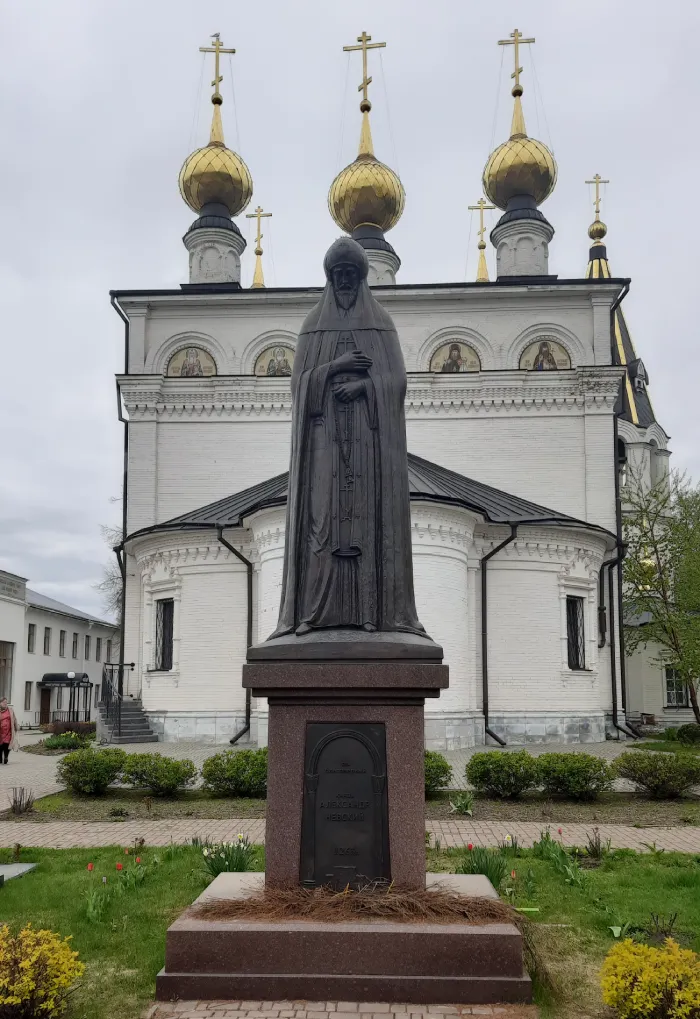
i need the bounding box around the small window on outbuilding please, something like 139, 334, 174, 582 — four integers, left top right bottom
27, 624, 36, 654
665, 668, 689, 708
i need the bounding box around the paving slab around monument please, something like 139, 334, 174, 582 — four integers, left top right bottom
0, 863, 37, 882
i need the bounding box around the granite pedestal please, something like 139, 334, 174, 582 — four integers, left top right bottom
156, 874, 532, 1004
242, 650, 448, 889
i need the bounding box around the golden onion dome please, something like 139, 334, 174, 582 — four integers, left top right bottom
588, 218, 608, 242
328, 104, 405, 234
178, 98, 253, 218
482, 88, 557, 210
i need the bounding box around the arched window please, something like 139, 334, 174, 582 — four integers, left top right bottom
617, 437, 628, 488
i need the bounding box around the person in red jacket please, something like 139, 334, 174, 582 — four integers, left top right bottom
0, 697, 19, 763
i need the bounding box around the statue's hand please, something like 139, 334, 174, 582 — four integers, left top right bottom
331, 350, 373, 375
335, 380, 366, 403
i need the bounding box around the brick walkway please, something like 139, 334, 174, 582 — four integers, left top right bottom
148, 1001, 537, 1019
2, 816, 699, 852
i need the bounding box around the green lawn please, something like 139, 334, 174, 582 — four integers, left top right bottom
0, 844, 264, 1019
633, 739, 700, 755
27, 788, 267, 820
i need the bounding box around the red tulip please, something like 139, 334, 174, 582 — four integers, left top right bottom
558, 828, 563, 835
511, 870, 517, 880
135, 857, 141, 864
116, 862, 123, 871
467, 843, 473, 851
87, 863, 94, 872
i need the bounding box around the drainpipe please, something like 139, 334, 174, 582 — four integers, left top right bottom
480, 525, 517, 746
602, 551, 639, 740
111, 294, 130, 731
216, 527, 253, 745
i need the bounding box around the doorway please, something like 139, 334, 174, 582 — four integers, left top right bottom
39, 688, 51, 726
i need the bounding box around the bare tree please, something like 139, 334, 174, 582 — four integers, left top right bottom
95, 522, 123, 624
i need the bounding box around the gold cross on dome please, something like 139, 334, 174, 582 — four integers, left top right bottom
343, 31, 386, 105
585, 173, 610, 217
199, 32, 236, 98
468, 198, 496, 242
246, 205, 272, 250
498, 28, 535, 89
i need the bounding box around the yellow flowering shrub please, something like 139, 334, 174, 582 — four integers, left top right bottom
601, 938, 700, 1018
0, 923, 84, 1017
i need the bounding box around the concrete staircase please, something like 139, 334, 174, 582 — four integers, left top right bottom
98, 697, 158, 744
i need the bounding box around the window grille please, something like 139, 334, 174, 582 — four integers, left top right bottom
155, 599, 174, 671
27, 624, 36, 654
43, 627, 51, 655
665, 668, 689, 708
84, 635, 91, 661
566, 595, 586, 670
59, 630, 66, 657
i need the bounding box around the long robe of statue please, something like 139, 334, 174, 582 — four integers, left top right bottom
272, 237, 424, 639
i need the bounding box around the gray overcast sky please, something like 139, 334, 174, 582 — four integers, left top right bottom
1, 0, 697, 618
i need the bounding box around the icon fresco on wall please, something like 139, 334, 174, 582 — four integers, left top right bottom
429, 341, 481, 373
166, 347, 217, 377
254, 344, 295, 376
519, 337, 571, 371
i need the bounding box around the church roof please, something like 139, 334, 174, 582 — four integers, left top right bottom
127, 453, 615, 543
586, 242, 656, 430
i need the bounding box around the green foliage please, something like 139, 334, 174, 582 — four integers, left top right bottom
121, 753, 197, 796
536, 752, 614, 801
664, 727, 680, 741
201, 834, 258, 876
448, 790, 474, 816
201, 748, 268, 797
56, 747, 127, 795
623, 470, 700, 724
678, 724, 700, 745
531, 827, 585, 888
44, 732, 89, 751
454, 846, 508, 888
49, 720, 96, 738
465, 750, 539, 799
615, 750, 700, 799
424, 750, 453, 796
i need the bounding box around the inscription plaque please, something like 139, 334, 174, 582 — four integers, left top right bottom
300, 722, 390, 889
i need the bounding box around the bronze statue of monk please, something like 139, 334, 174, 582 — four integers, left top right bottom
271, 237, 425, 640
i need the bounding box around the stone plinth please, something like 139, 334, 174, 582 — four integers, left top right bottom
156, 873, 532, 1004
242, 659, 448, 889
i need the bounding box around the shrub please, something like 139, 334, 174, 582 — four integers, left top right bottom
56, 747, 126, 795
48, 720, 96, 739
614, 751, 700, 799
601, 937, 700, 1018
201, 834, 258, 876
677, 724, 700, 745
536, 752, 613, 801
664, 727, 679, 742
44, 733, 89, 751
454, 846, 508, 889
424, 751, 453, 796
201, 748, 268, 798
121, 753, 197, 796
0, 922, 85, 1017
466, 750, 539, 799
9, 787, 34, 815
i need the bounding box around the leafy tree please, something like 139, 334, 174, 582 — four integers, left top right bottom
623, 470, 700, 723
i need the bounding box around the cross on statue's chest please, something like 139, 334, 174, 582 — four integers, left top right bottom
336, 333, 357, 358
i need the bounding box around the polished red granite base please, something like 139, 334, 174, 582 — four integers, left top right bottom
155, 875, 532, 1005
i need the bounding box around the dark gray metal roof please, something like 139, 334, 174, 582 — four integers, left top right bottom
127, 454, 614, 543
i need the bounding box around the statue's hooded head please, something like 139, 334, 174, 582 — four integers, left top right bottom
324, 236, 369, 311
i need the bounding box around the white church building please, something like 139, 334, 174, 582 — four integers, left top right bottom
112, 32, 673, 748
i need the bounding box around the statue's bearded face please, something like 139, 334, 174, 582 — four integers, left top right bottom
331, 264, 360, 310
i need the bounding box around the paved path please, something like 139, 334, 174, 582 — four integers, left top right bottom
148, 1000, 536, 1019
2, 817, 699, 852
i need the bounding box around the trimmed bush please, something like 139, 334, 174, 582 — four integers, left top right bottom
677, 723, 700, 745
466, 750, 539, 799
43, 732, 89, 751
601, 937, 700, 1018
536, 752, 613, 801
201, 748, 268, 798
424, 750, 453, 796
122, 753, 197, 796
614, 750, 700, 798
56, 747, 127, 795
